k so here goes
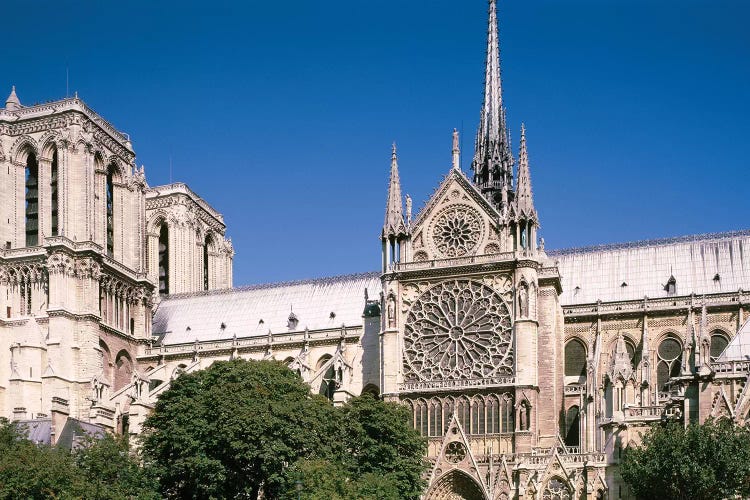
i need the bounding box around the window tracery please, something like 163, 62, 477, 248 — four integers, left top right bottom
542, 478, 572, 500
656, 336, 682, 390
405, 393, 513, 437
430, 205, 482, 257
403, 280, 513, 383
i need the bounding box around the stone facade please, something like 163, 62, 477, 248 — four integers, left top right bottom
1, 2, 749, 500
0, 90, 232, 437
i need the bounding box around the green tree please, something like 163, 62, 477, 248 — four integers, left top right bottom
621, 419, 750, 500
75, 433, 159, 499
339, 393, 427, 499
141, 359, 344, 499
0, 419, 84, 499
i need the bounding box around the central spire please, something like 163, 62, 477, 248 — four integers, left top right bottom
471, 0, 514, 213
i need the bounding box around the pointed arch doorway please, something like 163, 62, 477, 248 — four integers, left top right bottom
426, 470, 486, 500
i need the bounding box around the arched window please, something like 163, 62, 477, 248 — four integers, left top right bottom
564, 338, 587, 380
487, 395, 500, 433
471, 396, 485, 435
203, 234, 213, 291
414, 400, 428, 436
564, 405, 580, 448
317, 355, 336, 401
105, 166, 115, 256
501, 393, 514, 433
456, 398, 470, 433
25, 152, 39, 246
158, 224, 169, 294
710, 332, 729, 361
657, 337, 682, 390
50, 149, 58, 236
114, 350, 133, 392
429, 399, 442, 437
442, 398, 454, 431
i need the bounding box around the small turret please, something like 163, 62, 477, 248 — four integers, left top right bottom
5, 86, 21, 111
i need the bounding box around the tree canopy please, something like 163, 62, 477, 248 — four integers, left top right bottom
0, 420, 157, 499
141, 358, 427, 499
620, 419, 750, 500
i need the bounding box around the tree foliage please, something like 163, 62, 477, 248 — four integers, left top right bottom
142, 359, 427, 499
0, 419, 156, 499
621, 419, 750, 500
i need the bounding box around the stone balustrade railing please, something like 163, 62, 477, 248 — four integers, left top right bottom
142, 327, 361, 357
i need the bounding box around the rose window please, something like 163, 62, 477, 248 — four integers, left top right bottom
431, 205, 482, 257
403, 280, 513, 382
444, 442, 467, 464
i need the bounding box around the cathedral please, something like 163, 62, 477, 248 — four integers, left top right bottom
1, 1, 749, 498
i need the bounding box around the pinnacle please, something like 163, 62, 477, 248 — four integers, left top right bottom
5, 85, 21, 111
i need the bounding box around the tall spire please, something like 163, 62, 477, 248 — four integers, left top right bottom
515, 124, 536, 219
5, 86, 21, 111
471, 0, 513, 212
383, 143, 407, 238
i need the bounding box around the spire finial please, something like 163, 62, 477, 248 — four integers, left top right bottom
452, 129, 460, 170
5, 86, 21, 111
383, 142, 407, 240
515, 123, 536, 220
471, 0, 513, 211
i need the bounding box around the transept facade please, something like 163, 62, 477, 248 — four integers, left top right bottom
1, 2, 749, 499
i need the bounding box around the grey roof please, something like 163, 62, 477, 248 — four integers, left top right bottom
15, 419, 52, 445
153, 272, 382, 345
549, 230, 750, 305
717, 318, 750, 362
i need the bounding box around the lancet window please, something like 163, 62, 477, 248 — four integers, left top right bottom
564, 338, 587, 380
50, 149, 59, 236
710, 332, 729, 361
203, 234, 212, 291
105, 166, 115, 256
656, 336, 682, 390
564, 405, 580, 448
25, 153, 39, 247
405, 393, 513, 437
158, 224, 169, 294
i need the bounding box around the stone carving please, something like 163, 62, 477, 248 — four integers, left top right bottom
403, 280, 513, 382
387, 293, 396, 328
518, 282, 529, 318
431, 205, 482, 258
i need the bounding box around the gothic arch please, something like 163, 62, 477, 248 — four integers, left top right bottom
113, 350, 133, 392
146, 210, 170, 236
426, 470, 486, 500
39, 132, 61, 160
361, 384, 379, 397
11, 135, 38, 164
99, 339, 112, 383
93, 151, 105, 171
107, 160, 124, 181
564, 337, 587, 379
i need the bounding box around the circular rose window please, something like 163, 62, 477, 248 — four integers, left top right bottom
403, 280, 513, 382
431, 205, 482, 257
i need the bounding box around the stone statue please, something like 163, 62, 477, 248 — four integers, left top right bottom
518, 284, 529, 318
387, 295, 396, 328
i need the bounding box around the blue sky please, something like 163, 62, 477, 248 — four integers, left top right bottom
4, 0, 748, 285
